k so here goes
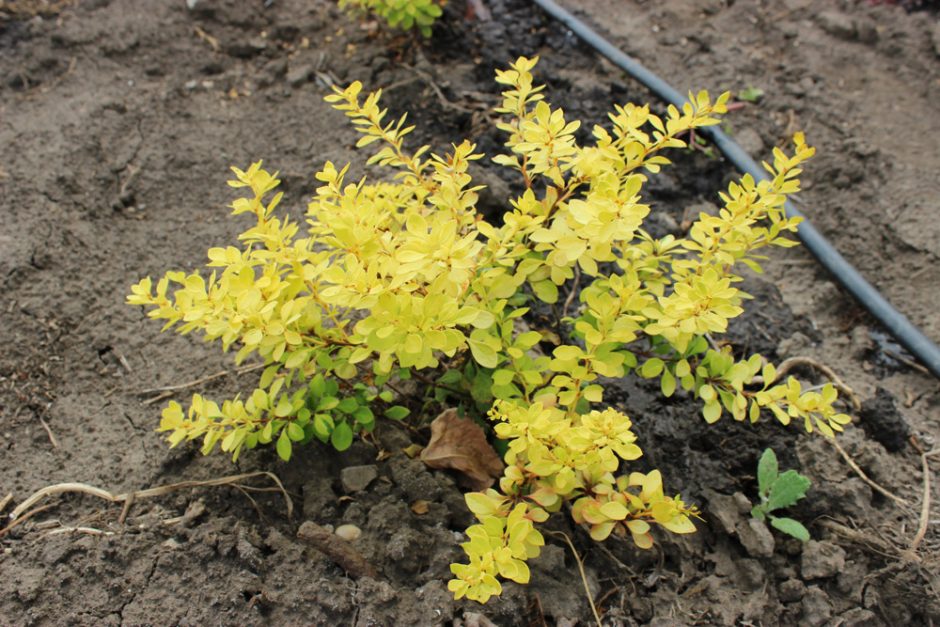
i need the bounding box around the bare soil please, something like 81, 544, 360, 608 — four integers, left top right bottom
1, 0, 939, 625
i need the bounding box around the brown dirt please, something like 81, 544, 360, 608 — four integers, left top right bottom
1, 0, 939, 625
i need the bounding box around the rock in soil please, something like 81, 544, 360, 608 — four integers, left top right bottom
340, 464, 379, 493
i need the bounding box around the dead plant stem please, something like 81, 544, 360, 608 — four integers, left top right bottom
548, 531, 602, 627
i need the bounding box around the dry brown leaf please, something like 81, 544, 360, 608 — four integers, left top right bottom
419, 408, 503, 491
410, 500, 430, 515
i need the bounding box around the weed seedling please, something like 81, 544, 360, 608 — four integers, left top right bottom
751, 448, 812, 542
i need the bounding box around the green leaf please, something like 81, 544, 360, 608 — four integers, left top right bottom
470, 369, 493, 404
385, 405, 410, 421
770, 516, 810, 542
378, 390, 394, 403
757, 448, 779, 497
531, 280, 559, 304
286, 421, 305, 441
492, 369, 515, 386
737, 86, 764, 103
317, 396, 339, 411
313, 413, 334, 440
515, 330, 542, 349
702, 401, 722, 424
353, 406, 375, 429
640, 358, 664, 378
661, 370, 676, 397
330, 421, 353, 451
337, 397, 359, 413
468, 337, 498, 368
766, 470, 811, 512
309, 374, 326, 398
276, 429, 292, 462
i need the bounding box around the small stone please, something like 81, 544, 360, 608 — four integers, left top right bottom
225, 38, 267, 59
335, 524, 362, 542
780, 21, 799, 39
286, 64, 314, 87
816, 11, 855, 41
340, 465, 378, 493
699, 0, 724, 15
184, 79, 198, 91
801, 585, 833, 627
801, 540, 846, 579
262, 58, 288, 79
734, 127, 765, 157
779, 577, 806, 603
459, 612, 497, 627
732, 491, 753, 514
737, 517, 776, 558
703, 489, 742, 536
161, 538, 182, 550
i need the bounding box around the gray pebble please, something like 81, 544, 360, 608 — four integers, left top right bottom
340, 464, 378, 493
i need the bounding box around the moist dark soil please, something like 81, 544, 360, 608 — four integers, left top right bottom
2, 0, 939, 625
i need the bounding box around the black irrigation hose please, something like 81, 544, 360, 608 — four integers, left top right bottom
533, 0, 940, 379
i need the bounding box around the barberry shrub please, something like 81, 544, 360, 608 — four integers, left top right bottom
339, 0, 444, 37
128, 56, 850, 602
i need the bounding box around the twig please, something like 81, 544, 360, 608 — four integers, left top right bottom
39, 417, 59, 449
829, 437, 909, 507
118, 493, 135, 525
297, 521, 379, 579
0, 504, 55, 539
44, 526, 114, 538
910, 437, 931, 554
193, 25, 220, 52
547, 531, 602, 627
5, 472, 292, 530
881, 348, 930, 375
562, 265, 581, 319
138, 362, 266, 396
818, 518, 913, 561
0, 493, 13, 516
407, 66, 476, 114
141, 391, 174, 406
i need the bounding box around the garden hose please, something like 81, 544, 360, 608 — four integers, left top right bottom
533, 0, 940, 379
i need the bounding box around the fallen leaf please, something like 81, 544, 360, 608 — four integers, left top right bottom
410, 500, 430, 515
419, 408, 503, 490
402, 443, 424, 459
